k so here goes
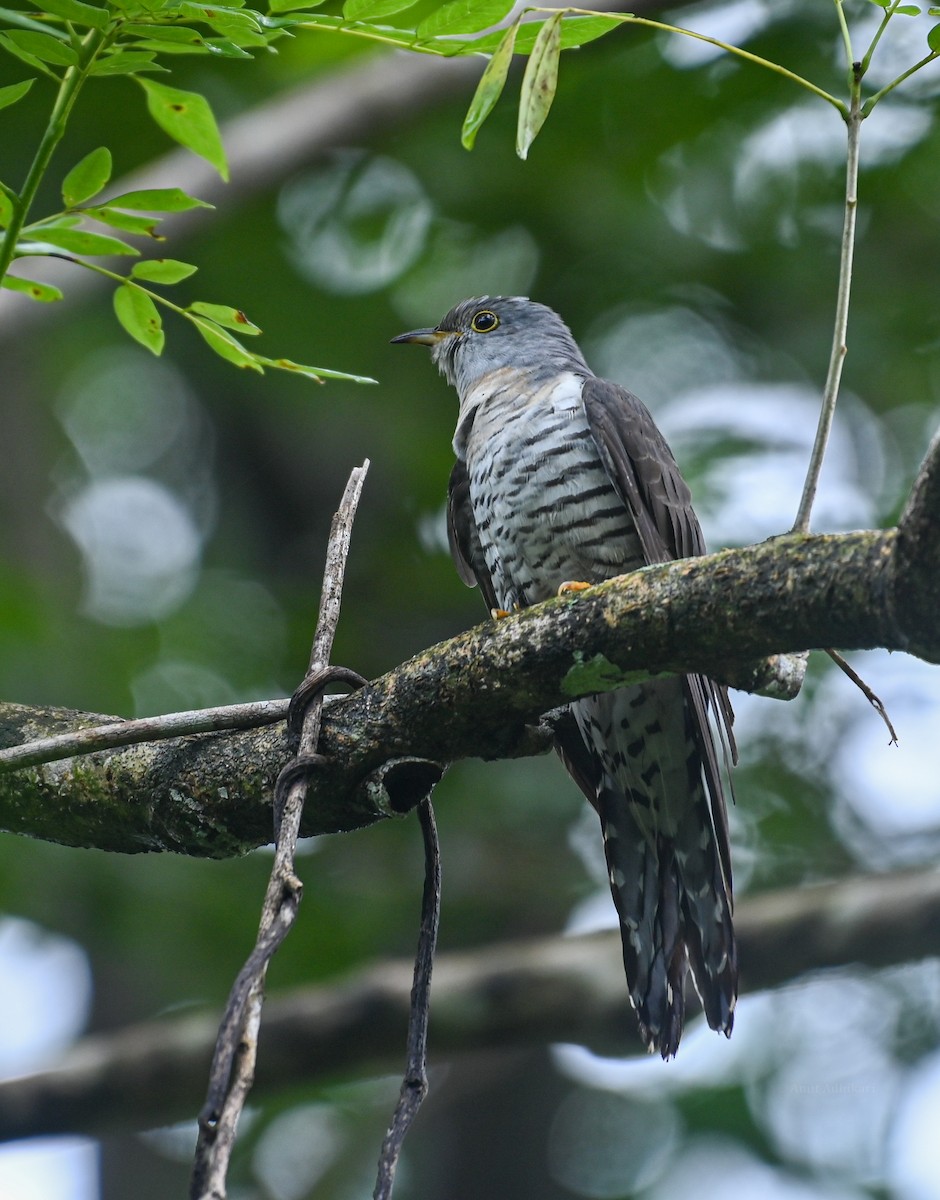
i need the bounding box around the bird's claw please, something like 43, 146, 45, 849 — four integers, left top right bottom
557, 580, 592, 595
491, 602, 524, 620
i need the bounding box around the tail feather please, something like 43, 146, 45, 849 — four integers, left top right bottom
557, 680, 737, 1057
600, 788, 735, 1057
678, 812, 737, 1037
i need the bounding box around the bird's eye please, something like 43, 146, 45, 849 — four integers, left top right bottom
470, 310, 499, 333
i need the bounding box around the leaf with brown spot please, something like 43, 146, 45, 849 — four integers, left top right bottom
515, 11, 563, 161
113, 283, 165, 354
1, 274, 63, 302
188, 301, 261, 334
137, 78, 229, 181
191, 317, 263, 370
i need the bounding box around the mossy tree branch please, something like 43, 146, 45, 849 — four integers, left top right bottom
0, 431, 937, 858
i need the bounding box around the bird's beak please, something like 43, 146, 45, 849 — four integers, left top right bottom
390, 327, 448, 346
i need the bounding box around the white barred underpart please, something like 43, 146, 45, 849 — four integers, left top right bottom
457, 369, 643, 607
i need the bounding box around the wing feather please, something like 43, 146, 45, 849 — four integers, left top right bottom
581, 375, 738, 861
447, 458, 500, 613
581, 377, 704, 563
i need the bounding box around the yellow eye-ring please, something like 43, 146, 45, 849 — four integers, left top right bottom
470, 310, 499, 333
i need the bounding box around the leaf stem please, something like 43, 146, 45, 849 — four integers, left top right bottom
296, 17, 455, 56
832, 0, 854, 77
0, 26, 110, 284
792, 78, 862, 534
859, 0, 896, 76
66, 253, 192, 316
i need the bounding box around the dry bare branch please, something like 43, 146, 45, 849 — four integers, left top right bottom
191, 462, 369, 1199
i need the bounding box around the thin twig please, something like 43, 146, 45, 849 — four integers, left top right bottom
826, 648, 899, 745
373, 798, 442, 1200
190, 460, 370, 1200
792, 79, 862, 533
0, 699, 289, 773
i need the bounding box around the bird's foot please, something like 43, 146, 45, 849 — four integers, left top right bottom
557, 580, 592, 595
490, 602, 524, 620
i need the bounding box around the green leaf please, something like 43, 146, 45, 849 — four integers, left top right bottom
254, 354, 378, 383
120, 23, 206, 39
0, 78, 33, 112
113, 283, 165, 353
129, 31, 260, 56
19, 227, 139, 256
175, 1, 267, 40
29, 214, 82, 229
120, 0, 170, 9
191, 316, 263, 370
188, 300, 261, 334
5, 29, 78, 64
894, 3, 921, 12
417, 0, 514, 39
552, 13, 622, 51
131, 257, 198, 283
106, 187, 213, 212
62, 147, 112, 207
278, 10, 343, 27
202, 21, 266, 45
138, 78, 229, 181
929, 21, 940, 49
29, 0, 110, 28
1, 274, 63, 301
82, 206, 163, 236
461, 18, 518, 149
0, 32, 49, 74
343, 0, 418, 19
116, 39, 204, 56
90, 50, 163, 74
267, 0, 328, 12
0, 5, 68, 34
178, 0, 261, 25
204, 36, 256, 56
0, 189, 13, 227
516, 11, 562, 159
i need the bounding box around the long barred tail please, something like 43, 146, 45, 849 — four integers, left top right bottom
598, 786, 737, 1058
561, 677, 738, 1058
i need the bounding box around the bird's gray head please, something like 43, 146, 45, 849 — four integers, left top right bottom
391, 296, 590, 397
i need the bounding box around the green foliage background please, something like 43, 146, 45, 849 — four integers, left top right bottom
1, 1, 940, 1197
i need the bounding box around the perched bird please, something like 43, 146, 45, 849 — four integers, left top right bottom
392, 296, 737, 1057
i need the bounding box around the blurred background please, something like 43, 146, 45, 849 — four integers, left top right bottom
2, 0, 940, 1196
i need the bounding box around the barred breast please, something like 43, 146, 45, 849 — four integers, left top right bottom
457, 369, 644, 610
